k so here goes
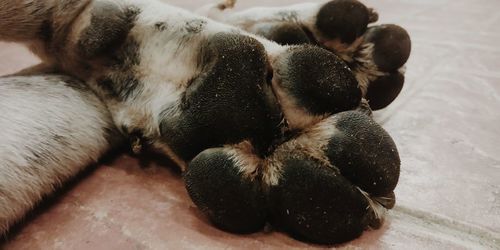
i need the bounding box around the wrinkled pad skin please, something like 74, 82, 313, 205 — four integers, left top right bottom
274, 46, 361, 116
325, 112, 400, 196
269, 157, 369, 244
184, 148, 267, 233
364, 24, 411, 72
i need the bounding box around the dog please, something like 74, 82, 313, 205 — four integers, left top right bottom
0, 0, 401, 244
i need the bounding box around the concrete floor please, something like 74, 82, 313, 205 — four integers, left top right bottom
1, 0, 500, 249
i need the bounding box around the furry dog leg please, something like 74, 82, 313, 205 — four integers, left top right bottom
0, 75, 120, 235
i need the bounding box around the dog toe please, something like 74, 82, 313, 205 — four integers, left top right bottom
271, 46, 361, 129
184, 147, 267, 233
364, 24, 411, 72
268, 155, 370, 244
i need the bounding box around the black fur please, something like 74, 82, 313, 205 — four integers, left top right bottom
315, 0, 369, 44
154, 22, 168, 31
39, 20, 53, 43
160, 33, 282, 161
275, 46, 361, 116
325, 111, 400, 196
94, 35, 142, 100
184, 148, 267, 233
78, 2, 140, 59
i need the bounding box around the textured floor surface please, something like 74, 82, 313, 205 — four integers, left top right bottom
1, 0, 500, 249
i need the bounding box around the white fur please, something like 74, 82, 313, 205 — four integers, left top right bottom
0, 75, 118, 234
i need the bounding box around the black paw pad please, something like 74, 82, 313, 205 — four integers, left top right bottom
273, 46, 361, 128
315, 0, 370, 44
269, 156, 370, 244
325, 111, 400, 196
364, 24, 411, 72
160, 33, 282, 160
365, 72, 405, 110
254, 22, 312, 46
184, 148, 267, 233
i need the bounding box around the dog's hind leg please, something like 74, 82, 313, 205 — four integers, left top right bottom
0, 74, 121, 235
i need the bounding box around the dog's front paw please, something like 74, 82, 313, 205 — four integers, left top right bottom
266, 111, 400, 244
184, 143, 267, 233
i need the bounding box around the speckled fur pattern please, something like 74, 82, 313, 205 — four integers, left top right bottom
0, 75, 120, 235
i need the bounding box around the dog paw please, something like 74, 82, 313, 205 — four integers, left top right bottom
186, 111, 400, 244
184, 143, 267, 233
265, 111, 400, 244
230, 1, 410, 111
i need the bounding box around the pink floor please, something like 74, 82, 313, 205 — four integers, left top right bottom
1, 0, 500, 249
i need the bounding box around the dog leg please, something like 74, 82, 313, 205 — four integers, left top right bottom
0, 74, 121, 235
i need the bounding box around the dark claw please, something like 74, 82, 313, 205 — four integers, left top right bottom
374, 191, 396, 209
